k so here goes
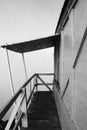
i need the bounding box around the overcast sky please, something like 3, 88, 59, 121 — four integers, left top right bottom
0, 0, 64, 44
0, 0, 64, 114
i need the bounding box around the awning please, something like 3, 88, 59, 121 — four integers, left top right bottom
1, 34, 60, 53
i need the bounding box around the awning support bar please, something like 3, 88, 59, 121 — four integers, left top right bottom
6, 47, 15, 96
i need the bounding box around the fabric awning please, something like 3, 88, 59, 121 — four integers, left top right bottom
1, 34, 60, 53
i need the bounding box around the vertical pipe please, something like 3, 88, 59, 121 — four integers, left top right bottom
6, 48, 15, 96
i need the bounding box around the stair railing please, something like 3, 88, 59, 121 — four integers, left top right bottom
0, 73, 54, 130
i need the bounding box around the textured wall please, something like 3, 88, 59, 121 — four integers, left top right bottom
73, 0, 87, 129
60, 10, 74, 118
54, 0, 87, 129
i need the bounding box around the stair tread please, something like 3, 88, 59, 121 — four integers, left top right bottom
21, 91, 61, 130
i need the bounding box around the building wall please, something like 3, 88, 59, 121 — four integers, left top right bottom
54, 85, 76, 130
74, 35, 87, 129
54, 0, 87, 130
73, 0, 87, 129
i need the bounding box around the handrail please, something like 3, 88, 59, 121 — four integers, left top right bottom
0, 73, 54, 130
37, 74, 52, 91
36, 83, 53, 86
0, 89, 22, 120
27, 84, 36, 105
5, 92, 25, 130
37, 73, 54, 76
0, 73, 35, 120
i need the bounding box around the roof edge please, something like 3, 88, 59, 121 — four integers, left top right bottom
55, 0, 78, 34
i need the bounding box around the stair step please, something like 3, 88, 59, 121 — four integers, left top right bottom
21, 126, 61, 130
21, 91, 61, 130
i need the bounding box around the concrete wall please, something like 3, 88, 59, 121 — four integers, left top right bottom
54, 0, 87, 129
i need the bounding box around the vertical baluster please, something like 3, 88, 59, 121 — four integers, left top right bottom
33, 77, 35, 93
36, 75, 38, 92
30, 81, 32, 94
21, 88, 28, 128
29, 81, 32, 105
22, 53, 29, 103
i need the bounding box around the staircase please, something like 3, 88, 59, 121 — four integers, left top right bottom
21, 91, 61, 130
0, 73, 61, 130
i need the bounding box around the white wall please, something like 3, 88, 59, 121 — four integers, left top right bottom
73, 0, 87, 129
54, 0, 87, 129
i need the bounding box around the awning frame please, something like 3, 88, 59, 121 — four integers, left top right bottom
1, 34, 60, 53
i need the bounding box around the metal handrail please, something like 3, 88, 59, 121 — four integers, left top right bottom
37, 73, 54, 76
37, 74, 52, 91
27, 84, 36, 105
0, 74, 35, 120
0, 73, 54, 130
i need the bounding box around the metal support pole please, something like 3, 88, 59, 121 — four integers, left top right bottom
6, 48, 15, 96
6, 47, 16, 127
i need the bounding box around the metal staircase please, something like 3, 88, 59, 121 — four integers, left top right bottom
22, 91, 61, 130
0, 73, 61, 130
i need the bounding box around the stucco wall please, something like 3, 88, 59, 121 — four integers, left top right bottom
73, 0, 87, 129
60, 10, 74, 118
54, 0, 87, 129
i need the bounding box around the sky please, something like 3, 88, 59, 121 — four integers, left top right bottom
0, 0, 64, 44
0, 0, 64, 115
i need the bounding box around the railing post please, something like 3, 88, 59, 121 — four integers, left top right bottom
22, 53, 29, 101
35, 75, 38, 92
30, 81, 32, 94
21, 88, 28, 128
